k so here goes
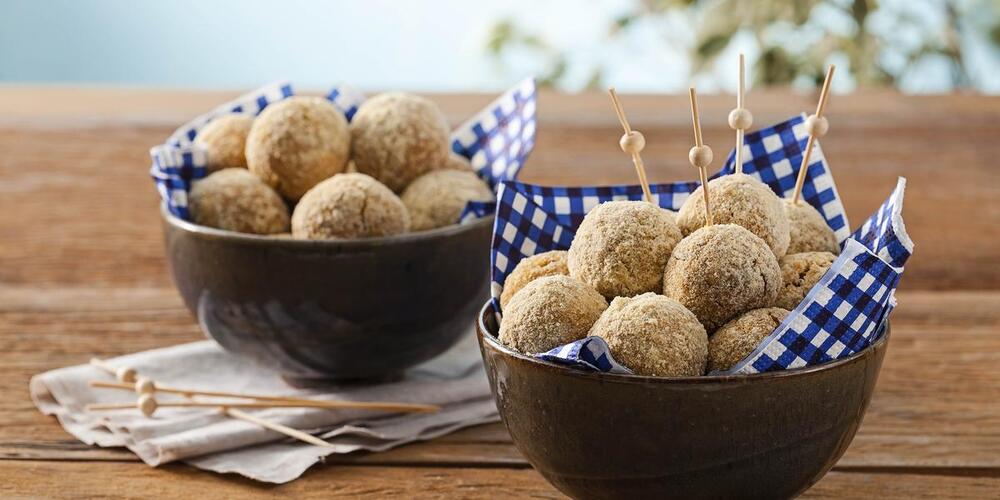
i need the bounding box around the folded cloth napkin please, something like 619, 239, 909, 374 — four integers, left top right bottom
30, 329, 498, 484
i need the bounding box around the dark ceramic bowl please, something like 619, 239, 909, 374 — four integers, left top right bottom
477, 302, 889, 500
161, 205, 492, 383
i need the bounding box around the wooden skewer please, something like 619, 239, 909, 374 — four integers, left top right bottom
791, 64, 836, 204
86, 398, 437, 413
729, 53, 753, 175
687, 87, 714, 226
90, 358, 137, 383
608, 87, 655, 204
224, 408, 332, 447
88, 380, 439, 413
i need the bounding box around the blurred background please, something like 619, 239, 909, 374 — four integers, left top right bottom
1, 0, 997, 94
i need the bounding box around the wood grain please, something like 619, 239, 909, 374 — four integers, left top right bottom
1, 88, 999, 498
0, 461, 997, 499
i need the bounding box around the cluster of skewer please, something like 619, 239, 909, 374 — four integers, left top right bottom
86, 358, 439, 448
607, 53, 836, 214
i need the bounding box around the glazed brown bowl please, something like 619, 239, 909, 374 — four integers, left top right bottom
161, 205, 492, 383
477, 302, 889, 500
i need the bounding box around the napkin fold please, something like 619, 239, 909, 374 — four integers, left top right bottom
30, 330, 497, 484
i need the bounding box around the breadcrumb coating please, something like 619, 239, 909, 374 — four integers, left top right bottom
195, 114, 253, 172
350, 93, 451, 193
568, 201, 683, 298
291, 173, 409, 239
663, 224, 782, 332
708, 307, 789, 372
443, 153, 474, 171
775, 251, 836, 310
401, 169, 494, 231
246, 96, 350, 201
783, 199, 840, 255
589, 293, 708, 377
677, 174, 790, 258
498, 275, 608, 354
188, 168, 289, 235
499, 250, 570, 309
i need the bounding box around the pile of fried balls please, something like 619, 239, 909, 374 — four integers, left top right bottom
187, 93, 494, 238
498, 173, 841, 377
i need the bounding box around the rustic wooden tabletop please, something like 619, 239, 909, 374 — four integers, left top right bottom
1, 87, 998, 498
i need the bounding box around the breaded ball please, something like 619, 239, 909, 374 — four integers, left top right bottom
498, 275, 607, 354
401, 169, 494, 231
783, 199, 840, 255
589, 293, 708, 377
663, 224, 782, 332
188, 168, 289, 235
708, 307, 789, 372
291, 173, 409, 239
246, 96, 350, 201
350, 93, 451, 193
677, 174, 790, 258
443, 153, 474, 171
195, 114, 253, 172
775, 251, 837, 310
499, 250, 569, 309
568, 201, 683, 298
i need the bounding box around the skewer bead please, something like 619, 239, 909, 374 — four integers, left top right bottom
116, 366, 137, 383
619, 130, 645, 155
137, 394, 158, 417
804, 115, 829, 137
728, 108, 753, 130
134, 377, 155, 395
688, 145, 713, 169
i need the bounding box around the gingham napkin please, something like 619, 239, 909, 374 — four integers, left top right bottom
150, 78, 537, 222
30, 330, 498, 484
489, 115, 913, 375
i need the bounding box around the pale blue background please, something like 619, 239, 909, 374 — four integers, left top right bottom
1, 0, 996, 93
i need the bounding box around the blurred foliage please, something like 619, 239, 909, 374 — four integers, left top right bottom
485, 0, 1000, 90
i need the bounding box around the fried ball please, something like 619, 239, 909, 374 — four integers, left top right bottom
708, 307, 789, 372
498, 275, 608, 354
677, 174, 790, 258
499, 250, 569, 309
589, 293, 708, 377
291, 173, 409, 239
350, 92, 451, 193
568, 201, 683, 298
195, 114, 253, 172
443, 153, 474, 171
246, 96, 350, 201
663, 224, 782, 332
783, 199, 840, 255
775, 251, 837, 310
188, 168, 289, 235
401, 169, 494, 231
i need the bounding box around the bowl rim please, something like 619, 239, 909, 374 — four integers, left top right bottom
477, 300, 890, 384
160, 203, 495, 248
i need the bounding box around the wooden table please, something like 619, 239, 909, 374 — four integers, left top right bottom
1, 88, 998, 498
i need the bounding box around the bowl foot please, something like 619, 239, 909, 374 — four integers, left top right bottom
281, 371, 406, 389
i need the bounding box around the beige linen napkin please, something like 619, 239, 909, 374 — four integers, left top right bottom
30, 330, 498, 483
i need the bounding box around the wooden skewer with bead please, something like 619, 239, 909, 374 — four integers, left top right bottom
89, 358, 137, 383
791, 64, 836, 204
88, 360, 335, 446
86, 397, 438, 415
729, 53, 753, 175
687, 87, 714, 226
88, 380, 440, 413
608, 87, 654, 204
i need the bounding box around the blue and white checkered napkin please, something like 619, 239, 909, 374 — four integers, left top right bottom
488, 115, 912, 375
150, 78, 537, 222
